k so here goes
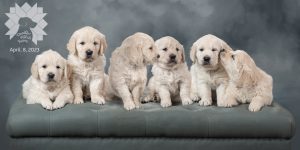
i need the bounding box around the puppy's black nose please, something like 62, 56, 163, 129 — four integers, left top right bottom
203, 56, 210, 62
48, 73, 55, 79
86, 50, 93, 56
169, 54, 176, 60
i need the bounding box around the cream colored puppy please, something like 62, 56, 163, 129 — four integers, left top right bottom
190, 34, 235, 107
22, 50, 73, 110
143, 36, 193, 107
106, 32, 156, 110
220, 50, 273, 112
67, 26, 107, 104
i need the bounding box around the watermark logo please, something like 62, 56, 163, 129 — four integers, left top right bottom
5, 3, 47, 45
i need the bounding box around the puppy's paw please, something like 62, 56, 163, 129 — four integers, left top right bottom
249, 101, 263, 112
91, 96, 106, 105
190, 93, 200, 102
53, 100, 66, 110
199, 98, 212, 106
161, 100, 172, 108
141, 95, 154, 103
41, 101, 53, 110
218, 99, 238, 108
123, 100, 136, 111
74, 97, 84, 104
182, 98, 193, 105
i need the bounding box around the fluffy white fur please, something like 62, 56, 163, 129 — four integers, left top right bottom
220, 50, 273, 112
22, 50, 73, 110
67, 26, 107, 104
190, 34, 234, 107
105, 32, 156, 110
143, 36, 193, 107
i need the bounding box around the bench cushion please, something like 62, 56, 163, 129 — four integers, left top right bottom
7, 98, 295, 138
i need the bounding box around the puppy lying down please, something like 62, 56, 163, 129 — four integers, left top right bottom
22, 50, 73, 110
143, 36, 193, 107
220, 50, 273, 112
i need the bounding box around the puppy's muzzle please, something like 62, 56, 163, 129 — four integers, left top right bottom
169, 54, 177, 63
203, 56, 210, 65
47, 72, 55, 81
86, 50, 93, 58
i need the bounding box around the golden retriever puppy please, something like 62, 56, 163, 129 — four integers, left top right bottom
22, 50, 73, 110
143, 36, 193, 107
220, 50, 273, 112
190, 34, 235, 107
106, 32, 156, 110
67, 26, 107, 104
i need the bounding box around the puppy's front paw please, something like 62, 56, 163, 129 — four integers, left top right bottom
41, 101, 53, 110
91, 96, 106, 105
218, 99, 238, 108
249, 101, 263, 112
53, 100, 66, 110
74, 97, 84, 104
123, 100, 136, 110
190, 93, 200, 102
182, 98, 193, 105
161, 99, 172, 108
199, 98, 212, 106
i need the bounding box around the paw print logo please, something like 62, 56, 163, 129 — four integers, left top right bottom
5, 3, 47, 45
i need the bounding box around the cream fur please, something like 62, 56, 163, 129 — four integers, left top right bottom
22, 50, 73, 110
66, 26, 107, 104
143, 36, 193, 107
190, 34, 234, 107
105, 32, 156, 110
220, 50, 273, 112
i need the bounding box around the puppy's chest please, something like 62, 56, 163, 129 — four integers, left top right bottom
201, 71, 227, 89
126, 68, 147, 87
155, 69, 181, 91
45, 86, 62, 101
73, 65, 103, 84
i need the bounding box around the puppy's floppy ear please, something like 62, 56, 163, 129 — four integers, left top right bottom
64, 62, 72, 80
123, 41, 144, 65
236, 53, 258, 86
67, 36, 77, 55
180, 45, 185, 63
31, 61, 39, 79
190, 43, 197, 64
98, 36, 107, 56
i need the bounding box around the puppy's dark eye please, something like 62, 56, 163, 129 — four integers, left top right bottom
176, 48, 179, 51
42, 65, 47, 69
149, 46, 153, 50
162, 48, 167, 51
199, 48, 204, 51
212, 48, 217, 52
80, 42, 85, 45
56, 66, 61, 69
93, 42, 98, 45
231, 55, 235, 60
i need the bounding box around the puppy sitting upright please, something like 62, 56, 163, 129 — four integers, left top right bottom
67, 26, 107, 104
106, 32, 156, 110
143, 36, 193, 107
190, 34, 235, 107
220, 50, 273, 112
23, 50, 73, 110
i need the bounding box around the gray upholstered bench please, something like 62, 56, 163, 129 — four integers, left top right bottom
7, 98, 295, 150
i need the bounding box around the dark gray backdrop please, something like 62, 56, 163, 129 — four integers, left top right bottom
0, 0, 299, 149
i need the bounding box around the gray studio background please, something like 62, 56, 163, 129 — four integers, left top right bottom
0, 0, 299, 149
